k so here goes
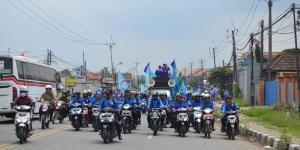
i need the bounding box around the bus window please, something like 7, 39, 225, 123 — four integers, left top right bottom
0, 57, 13, 75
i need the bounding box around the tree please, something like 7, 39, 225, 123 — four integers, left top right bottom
99, 67, 112, 78
208, 67, 232, 90
255, 44, 261, 63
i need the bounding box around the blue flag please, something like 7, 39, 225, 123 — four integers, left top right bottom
170, 59, 179, 99
140, 84, 146, 93
144, 63, 156, 88
180, 81, 187, 94
118, 72, 128, 91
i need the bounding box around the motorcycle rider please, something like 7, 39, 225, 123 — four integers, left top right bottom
14, 86, 33, 135
147, 92, 163, 128
185, 91, 193, 106
220, 95, 239, 132
201, 93, 216, 130
69, 92, 83, 107
172, 93, 189, 132
99, 90, 123, 140
132, 91, 141, 125
160, 92, 171, 125
190, 92, 202, 123
39, 85, 56, 121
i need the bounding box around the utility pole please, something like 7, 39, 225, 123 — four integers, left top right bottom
49, 50, 52, 66
232, 30, 238, 83
267, 0, 273, 80
292, 3, 300, 111
201, 59, 204, 86
210, 47, 217, 69
260, 20, 264, 78
134, 61, 140, 86
250, 33, 255, 107
46, 49, 50, 65
105, 37, 116, 85
223, 59, 225, 67
82, 51, 85, 76
190, 62, 193, 85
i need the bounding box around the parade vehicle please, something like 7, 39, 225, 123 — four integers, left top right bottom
0, 55, 58, 118
148, 76, 175, 101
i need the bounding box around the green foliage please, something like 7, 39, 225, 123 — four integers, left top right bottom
273, 103, 294, 112
234, 97, 251, 107
208, 67, 232, 90
277, 129, 291, 150
233, 84, 241, 98
99, 67, 112, 78
255, 44, 261, 63
241, 107, 300, 138
282, 48, 300, 54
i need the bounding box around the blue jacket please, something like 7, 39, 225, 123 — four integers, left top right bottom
99, 99, 115, 109
70, 96, 83, 106
148, 98, 163, 109
191, 100, 202, 108
122, 98, 134, 106
89, 96, 102, 106
82, 97, 90, 105
161, 98, 170, 106
201, 101, 215, 110
172, 101, 189, 110
132, 97, 140, 106
221, 102, 239, 113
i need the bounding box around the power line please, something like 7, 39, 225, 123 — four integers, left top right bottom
238, 0, 257, 32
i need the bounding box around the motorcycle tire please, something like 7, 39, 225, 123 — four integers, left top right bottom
231, 128, 235, 140
19, 127, 26, 144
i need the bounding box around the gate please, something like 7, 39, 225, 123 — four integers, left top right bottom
264, 81, 278, 105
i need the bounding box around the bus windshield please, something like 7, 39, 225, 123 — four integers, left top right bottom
0, 57, 13, 75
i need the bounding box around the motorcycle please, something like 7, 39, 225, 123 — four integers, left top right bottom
99, 107, 117, 144
121, 104, 133, 134
40, 102, 50, 129
82, 104, 89, 128
202, 108, 214, 139
140, 99, 147, 113
160, 107, 167, 130
52, 100, 65, 124
191, 106, 202, 133
226, 110, 238, 140
175, 108, 189, 137
92, 105, 100, 131
15, 105, 32, 144
70, 103, 83, 131
149, 108, 161, 136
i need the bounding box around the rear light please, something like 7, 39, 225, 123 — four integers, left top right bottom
12, 87, 17, 102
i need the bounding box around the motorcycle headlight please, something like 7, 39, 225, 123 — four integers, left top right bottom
57, 103, 62, 107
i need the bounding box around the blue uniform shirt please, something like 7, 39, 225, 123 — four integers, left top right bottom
89, 96, 102, 106
161, 98, 170, 106
221, 102, 239, 113
70, 96, 83, 106
122, 98, 133, 106
201, 101, 215, 110
172, 101, 189, 110
191, 100, 202, 108
148, 98, 163, 109
99, 99, 115, 109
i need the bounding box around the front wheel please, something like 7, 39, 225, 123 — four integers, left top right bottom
231, 128, 235, 140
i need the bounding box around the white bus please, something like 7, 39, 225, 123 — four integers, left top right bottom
0, 55, 58, 118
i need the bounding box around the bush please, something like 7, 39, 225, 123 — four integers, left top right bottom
235, 97, 251, 107
277, 129, 291, 150
241, 107, 300, 138
233, 84, 241, 98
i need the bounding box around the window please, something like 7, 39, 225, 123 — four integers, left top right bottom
0, 57, 13, 75
16, 60, 56, 82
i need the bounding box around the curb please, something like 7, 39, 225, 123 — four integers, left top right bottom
240, 125, 300, 150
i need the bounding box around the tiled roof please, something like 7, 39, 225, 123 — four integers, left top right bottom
271, 53, 300, 72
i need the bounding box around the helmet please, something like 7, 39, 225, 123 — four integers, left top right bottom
82, 90, 88, 94
203, 93, 211, 99
20, 86, 28, 97
45, 85, 52, 89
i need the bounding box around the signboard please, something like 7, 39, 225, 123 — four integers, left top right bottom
66, 76, 76, 86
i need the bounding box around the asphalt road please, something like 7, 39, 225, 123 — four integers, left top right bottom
0, 115, 264, 150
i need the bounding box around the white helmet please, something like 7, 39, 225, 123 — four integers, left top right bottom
45, 85, 52, 89
82, 90, 88, 94
20, 86, 28, 97
204, 93, 211, 99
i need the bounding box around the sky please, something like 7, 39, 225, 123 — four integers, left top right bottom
0, 0, 298, 74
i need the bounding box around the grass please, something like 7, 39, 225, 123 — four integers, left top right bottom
234, 97, 251, 107
241, 107, 300, 138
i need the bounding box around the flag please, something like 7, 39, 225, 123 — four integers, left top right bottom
180, 81, 187, 94
170, 59, 179, 99
140, 84, 146, 93
118, 72, 128, 91
144, 63, 156, 88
